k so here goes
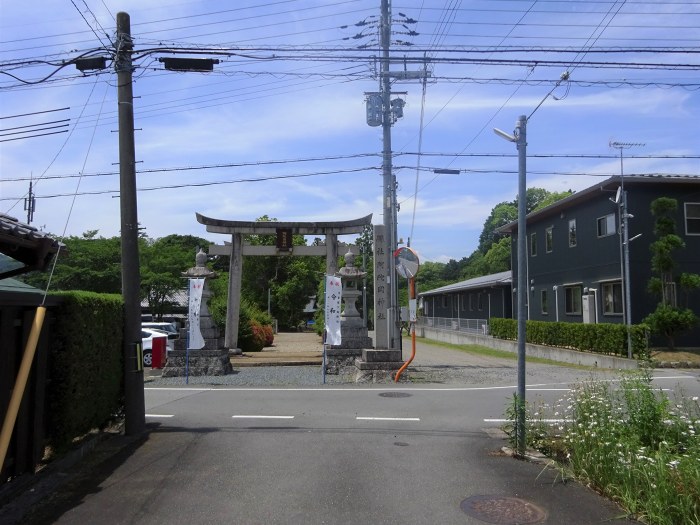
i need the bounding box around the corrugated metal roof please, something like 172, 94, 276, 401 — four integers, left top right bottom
419, 270, 512, 297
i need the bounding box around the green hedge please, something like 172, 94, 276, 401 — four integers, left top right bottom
489, 318, 649, 358
48, 291, 124, 451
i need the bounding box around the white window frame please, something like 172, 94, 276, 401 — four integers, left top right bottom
601, 281, 623, 316
565, 285, 582, 315
597, 214, 617, 237
545, 226, 553, 253
530, 232, 537, 257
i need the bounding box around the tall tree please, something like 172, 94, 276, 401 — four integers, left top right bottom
140, 234, 209, 319
643, 197, 699, 349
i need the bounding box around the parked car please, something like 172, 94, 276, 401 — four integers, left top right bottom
142, 327, 174, 367
142, 321, 179, 339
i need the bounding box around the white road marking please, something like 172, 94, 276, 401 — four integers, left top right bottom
527, 388, 571, 391
356, 417, 420, 421
145, 414, 174, 418
232, 415, 295, 419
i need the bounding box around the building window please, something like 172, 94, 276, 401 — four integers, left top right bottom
545, 226, 553, 253
602, 282, 623, 315
565, 286, 582, 314
477, 293, 484, 311
469, 293, 476, 311
541, 290, 548, 314
686, 202, 700, 235
530, 232, 537, 256
441, 295, 447, 308
569, 219, 577, 247
597, 214, 616, 237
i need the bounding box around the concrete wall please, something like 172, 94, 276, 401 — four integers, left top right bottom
418, 325, 639, 370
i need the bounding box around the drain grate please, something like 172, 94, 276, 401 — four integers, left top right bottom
460, 495, 546, 524
378, 392, 412, 398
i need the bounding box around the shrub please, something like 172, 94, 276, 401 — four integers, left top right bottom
47, 291, 124, 451
509, 370, 700, 525
489, 317, 649, 358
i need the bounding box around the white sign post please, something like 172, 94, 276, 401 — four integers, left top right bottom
188, 278, 206, 350
323, 275, 342, 383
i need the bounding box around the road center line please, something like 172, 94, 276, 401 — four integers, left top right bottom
232, 415, 295, 419
145, 414, 174, 418
356, 417, 420, 421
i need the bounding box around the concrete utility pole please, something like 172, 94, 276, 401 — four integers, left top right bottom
116, 12, 145, 436
380, 0, 399, 351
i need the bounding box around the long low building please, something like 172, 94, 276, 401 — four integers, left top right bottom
418, 270, 513, 332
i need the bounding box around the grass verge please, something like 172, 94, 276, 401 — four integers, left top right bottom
503, 368, 700, 525
410, 336, 597, 370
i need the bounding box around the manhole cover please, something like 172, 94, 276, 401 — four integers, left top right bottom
460, 495, 546, 524
379, 392, 411, 398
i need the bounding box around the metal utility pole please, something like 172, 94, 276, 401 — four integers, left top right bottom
116, 12, 145, 436
610, 141, 643, 359
494, 115, 527, 456
380, 0, 398, 351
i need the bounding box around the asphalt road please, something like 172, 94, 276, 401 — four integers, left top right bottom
8, 340, 699, 525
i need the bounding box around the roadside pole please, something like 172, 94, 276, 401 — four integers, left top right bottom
116, 11, 145, 436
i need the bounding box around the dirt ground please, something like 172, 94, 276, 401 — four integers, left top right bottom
650, 348, 700, 367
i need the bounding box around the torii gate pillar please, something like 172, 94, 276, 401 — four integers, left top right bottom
226, 232, 243, 354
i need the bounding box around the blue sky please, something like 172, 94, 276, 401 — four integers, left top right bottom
1, 0, 698, 263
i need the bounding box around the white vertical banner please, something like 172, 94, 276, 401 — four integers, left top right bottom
188, 278, 205, 350
324, 275, 342, 346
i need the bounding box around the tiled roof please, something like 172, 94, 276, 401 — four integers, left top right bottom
0, 213, 61, 279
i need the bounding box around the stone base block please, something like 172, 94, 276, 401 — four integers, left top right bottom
162, 349, 231, 377
354, 358, 403, 371
324, 347, 363, 375
361, 349, 402, 362
174, 337, 224, 352
354, 367, 402, 384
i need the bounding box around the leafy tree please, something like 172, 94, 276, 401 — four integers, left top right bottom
482, 236, 511, 274
21, 232, 122, 293
236, 216, 326, 330
643, 197, 699, 349
140, 234, 209, 319
477, 189, 572, 255
478, 202, 517, 254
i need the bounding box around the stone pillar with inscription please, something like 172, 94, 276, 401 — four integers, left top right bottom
353, 224, 402, 382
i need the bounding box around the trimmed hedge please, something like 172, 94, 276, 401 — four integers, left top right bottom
489, 317, 649, 358
48, 291, 124, 451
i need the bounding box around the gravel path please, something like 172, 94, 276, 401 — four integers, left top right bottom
146, 334, 617, 387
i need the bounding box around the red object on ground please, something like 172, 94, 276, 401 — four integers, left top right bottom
152, 336, 167, 368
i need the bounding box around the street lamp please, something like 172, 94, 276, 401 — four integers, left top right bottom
609, 141, 644, 358
494, 115, 527, 456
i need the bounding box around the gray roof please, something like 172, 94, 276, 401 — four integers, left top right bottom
497, 174, 700, 234
419, 270, 512, 297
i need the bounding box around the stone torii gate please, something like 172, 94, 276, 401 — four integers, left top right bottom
197, 213, 372, 354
